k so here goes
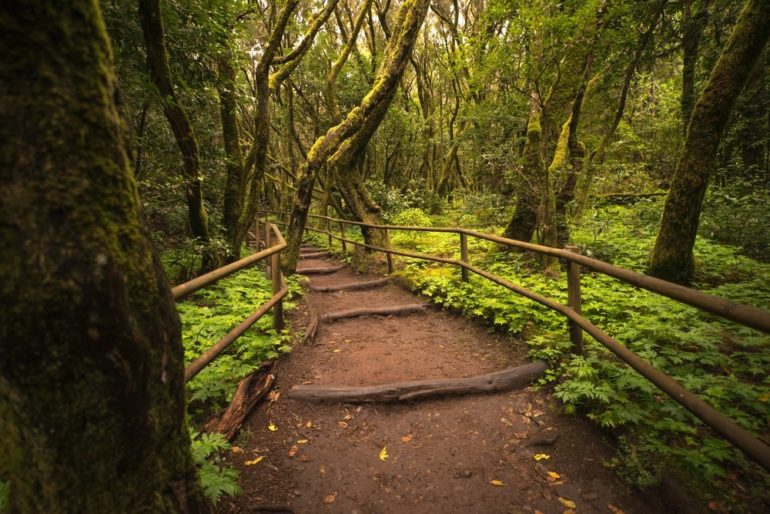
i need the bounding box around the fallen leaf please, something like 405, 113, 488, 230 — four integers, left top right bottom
490, 480, 504, 486
533, 453, 550, 461
338, 421, 348, 428
332, 349, 341, 353
288, 445, 299, 458
401, 434, 413, 443
707, 501, 719, 511
297, 439, 309, 444
343, 413, 353, 421
564, 510, 576, 514
244, 456, 264, 466
558, 496, 577, 509
514, 431, 529, 439
231, 446, 243, 454
501, 417, 514, 427
547, 471, 561, 481
379, 446, 389, 461
306, 421, 313, 428
319, 465, 326, 477
267, 391, 280, 402
268, 422, 277, 432
323, 492, 337, 504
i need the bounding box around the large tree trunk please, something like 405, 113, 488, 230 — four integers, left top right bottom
0, 2, 208, 512
284, 0, 431, 273
649, 0, 770, 283
138, 0, 212, 266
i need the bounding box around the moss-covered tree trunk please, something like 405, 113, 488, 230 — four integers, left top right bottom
138, 0, 213, 267
503, 93, 544, 243
0, 1, 208, 512
283, 0, 431, 273
649, 0, 770, 283
218, 53, 245, 261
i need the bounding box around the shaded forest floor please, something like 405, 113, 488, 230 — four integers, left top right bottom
215, 247, 674, 514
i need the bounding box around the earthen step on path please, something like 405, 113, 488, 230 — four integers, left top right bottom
299, 251, 330, 259
320, 303, 426, 322
295, 263, 347, 275
308, 276, 390, 293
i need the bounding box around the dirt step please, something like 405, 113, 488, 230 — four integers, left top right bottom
295, 264, 347, 275
299, 251, 330, 259
309, 276, 390, 293
321, 303, 425, 322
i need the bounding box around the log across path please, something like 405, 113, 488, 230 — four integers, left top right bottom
220, 247, 670, 514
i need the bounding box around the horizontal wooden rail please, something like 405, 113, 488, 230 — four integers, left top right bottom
175, 221, 287, 382
265, 210, 770, 471
184, 284, 288, 381
172, 235, 286, 300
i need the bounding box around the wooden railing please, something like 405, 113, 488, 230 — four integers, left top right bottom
173, 222, 287, 382
267, 210, 770, 472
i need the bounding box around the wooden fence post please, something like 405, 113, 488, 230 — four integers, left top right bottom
565, 245, 583, 354
264, 221, 272, 279
340, 221, 347, 252
271, 249, 284, 331
460, 232, 469, 282
326, 218, 332, 247
385, 228, 393, 273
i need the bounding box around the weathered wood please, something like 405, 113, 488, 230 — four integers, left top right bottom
321, 304, 425, 322
309, 277, 390, 292
565, 245, 583, 354
460, 232, 469, 282
296, 264, 347, 275
302, 312, 319, 345
288, 361, 547, 403
299, 251, 330, 259
271, 248, 284, 331
204, 363, 275, 440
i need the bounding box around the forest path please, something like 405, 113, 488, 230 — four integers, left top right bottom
218, 247, 664, 514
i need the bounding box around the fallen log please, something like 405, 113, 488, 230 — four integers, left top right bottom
309, 276, 390, 293
299, 251, 330, 259
204, 362, 275, 440
321, 303, 425, 322
288, 361, 547, 402
296, 264, 347, 275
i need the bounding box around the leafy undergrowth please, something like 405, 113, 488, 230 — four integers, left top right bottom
174, 261, 302, 504
308, 204, 770, 511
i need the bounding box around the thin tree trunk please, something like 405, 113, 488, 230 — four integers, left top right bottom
1, 2, 208, 511
649, 0, 770, 283
138, 0, 212, 264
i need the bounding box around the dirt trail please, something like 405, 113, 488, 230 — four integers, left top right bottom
218, 248, 666, 514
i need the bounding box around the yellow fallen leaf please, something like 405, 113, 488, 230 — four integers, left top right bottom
332, 349, 341, 353
244, 456, 264, 466
267, 391, 280, 402
547, 471, 561, 480
323, 492, 337, 504
401, 434, 413, 443
379, 446, 389, 461
558, 496, 577, 509
231, 446, 244, 454
490, 480, 504, 486
268, 422, 277, 432
297, 439, 309, 444
288, 445, 299, 457
533, 453, 550, 461
306, 421, 313, 428
319, 465, 326, 477
608, 504, 626, 514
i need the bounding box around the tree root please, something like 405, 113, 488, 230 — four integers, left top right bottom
309, 276, 390, 292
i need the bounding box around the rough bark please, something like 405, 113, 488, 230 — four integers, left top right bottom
649, 0, 770, 283
288, 362, 547, 403
284, 0, 431, 273
138, 0, 211, 257
0, 1, 208, 511
681, 0, 710, 134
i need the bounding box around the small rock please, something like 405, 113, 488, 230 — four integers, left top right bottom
454, 469, 473, 479
293, 490, 302, 497
526, 428, 560, 447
